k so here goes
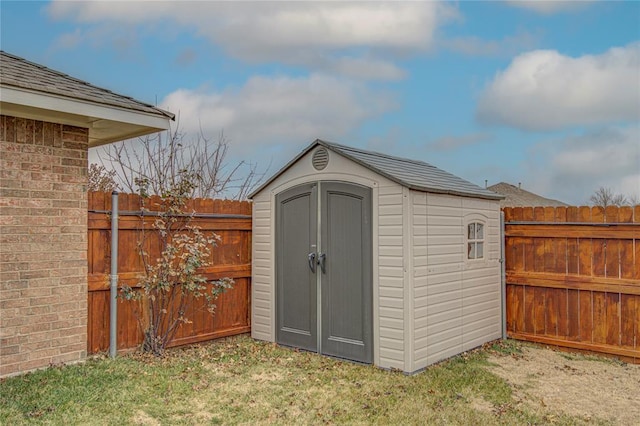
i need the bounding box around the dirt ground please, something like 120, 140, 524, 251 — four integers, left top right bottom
487, 345, 640, 425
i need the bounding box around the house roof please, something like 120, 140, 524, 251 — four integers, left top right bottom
250, 139, 504, 200
487, 182, 568, 207
0, 51, 174, 146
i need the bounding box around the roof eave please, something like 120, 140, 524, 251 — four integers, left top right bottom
403, 184, 505, 200
1, 85, 173, 146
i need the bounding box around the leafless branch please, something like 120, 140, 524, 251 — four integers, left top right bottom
94, 122, 267, 199
589, 186, 628, 208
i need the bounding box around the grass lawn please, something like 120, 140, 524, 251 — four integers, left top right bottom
0, 335, 595, 425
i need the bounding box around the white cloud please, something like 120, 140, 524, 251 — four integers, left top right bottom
158, 74, 396, 162
505, 1, 593, 15
48, 1, 457, 80
526, 125, 640, 204
477, 43, 640, 131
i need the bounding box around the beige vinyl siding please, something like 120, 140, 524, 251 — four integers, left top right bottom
377, 185, 406, 370
411, 193, 502, 370
250, 147, 406, 370
250, 144, 502, 373
423, 194, 465, 367
461, 198, 502, 351
251, 195, 273, 341
411, 192, 429, 369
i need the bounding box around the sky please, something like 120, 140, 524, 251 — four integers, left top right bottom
1, 1, 639, 204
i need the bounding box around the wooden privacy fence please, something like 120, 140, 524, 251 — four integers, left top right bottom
504, 205, 640, 362
87, 192, 252, 354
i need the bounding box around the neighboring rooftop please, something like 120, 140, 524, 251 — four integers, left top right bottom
251, 139, 504, 200
487, 182, 568, 207
0, 51, 174, 146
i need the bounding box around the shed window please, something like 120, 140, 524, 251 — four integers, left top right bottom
467, 222, 484, 259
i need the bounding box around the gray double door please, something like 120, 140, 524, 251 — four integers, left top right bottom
276, 181, 372, 363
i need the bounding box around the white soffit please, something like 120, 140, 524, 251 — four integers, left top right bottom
0, 86, 172, 147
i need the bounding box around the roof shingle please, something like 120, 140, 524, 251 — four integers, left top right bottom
0, 51, 173, 119
251, 139, 503, 200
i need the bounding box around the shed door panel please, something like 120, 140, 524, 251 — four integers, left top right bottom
275, 181, 372, 364
320, 182, 373, 363
275, 183, 317, 352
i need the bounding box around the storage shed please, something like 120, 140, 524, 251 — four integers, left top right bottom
249, 140, 504, 373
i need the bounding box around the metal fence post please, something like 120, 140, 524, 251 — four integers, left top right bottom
109, 191, 119, 358
500, 210, 507, 340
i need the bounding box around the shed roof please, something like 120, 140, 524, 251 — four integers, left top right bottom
250, 139, 503, 200
0, 51, 174, 146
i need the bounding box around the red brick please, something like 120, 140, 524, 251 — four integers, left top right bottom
24, 305, 51, 315
15, 117, 27, 143
29, 295, 62, 306
19, 270, 51, 280
51, 319, 82, 330
52, 199, 80, 208
0, 271, 20, 281
0, 335, 23, 346
11, 216, 51, 226
51, 351, 83, 364
29, 207, 61, 216
0, 289, 20, 300
60, 342, 86, 354
62, 124, 88, 135
0, 280, 28, 291
30, 171, 59, 182
1, 356, 24, 371
0, 188, 30, 198
28, 347, 62, 361
0, 215, 16, 226
23, 277, 62, 288
51, 300, 80, 312
0, 262, 28, 272
33, 120, 44, 144
2, 115, 89, 377
19, 322, 53, 334
25, 119, 35, 143
21, 340, 52, 353
0, 178, 23, 189
58, 326, 86, 337
0, 345, 20, 356
0, 307, 19, 321
61, 158, 85, 167
0, 298, 29, 308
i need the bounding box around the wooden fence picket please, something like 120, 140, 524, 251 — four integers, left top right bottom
87, 191, 252, 354
504, 205, 640, 363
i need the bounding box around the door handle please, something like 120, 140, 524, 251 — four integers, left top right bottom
308, 252, 316, 273
318, 253, 326, 274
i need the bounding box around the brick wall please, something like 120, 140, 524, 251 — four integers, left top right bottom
0, 115, 89, 377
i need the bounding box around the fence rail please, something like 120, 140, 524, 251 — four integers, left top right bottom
503, 206, 640, 362
88, 195, 640, 361
87, 192, 252, 354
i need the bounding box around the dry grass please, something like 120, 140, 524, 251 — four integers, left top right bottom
0, 335, 622, 425
488, 341, 640, 425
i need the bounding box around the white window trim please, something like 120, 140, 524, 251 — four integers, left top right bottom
466, 220, 486, 262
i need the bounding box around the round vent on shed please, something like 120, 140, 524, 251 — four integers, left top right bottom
312, 147, 329, 170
